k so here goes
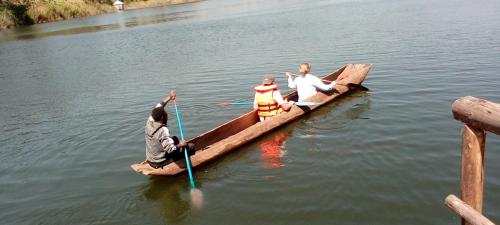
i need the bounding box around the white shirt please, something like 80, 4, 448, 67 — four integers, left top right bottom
288, 74, 335, 101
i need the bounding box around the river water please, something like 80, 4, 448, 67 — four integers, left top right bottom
1, 0, 499, 224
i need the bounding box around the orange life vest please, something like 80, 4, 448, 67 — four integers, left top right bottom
255, 84, 283, 117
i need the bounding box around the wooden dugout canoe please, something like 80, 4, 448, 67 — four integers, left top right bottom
131, 64, 373, 176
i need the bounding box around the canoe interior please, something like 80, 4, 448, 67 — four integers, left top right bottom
188, 65, 347, 151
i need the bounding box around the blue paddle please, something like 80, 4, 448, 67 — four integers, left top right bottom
173, 99, 203, 208
218, 101, 254, 106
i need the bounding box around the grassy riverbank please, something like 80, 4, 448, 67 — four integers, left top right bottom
0, 0, 199, 30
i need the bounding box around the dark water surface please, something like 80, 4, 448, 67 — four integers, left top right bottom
1, 0, 500, 224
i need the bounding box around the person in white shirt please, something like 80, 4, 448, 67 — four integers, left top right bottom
254, 75, 293, 121
286, 63, 336, 101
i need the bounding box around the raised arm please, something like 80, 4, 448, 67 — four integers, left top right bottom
312, 76, 335, 91
160, 90, 176, 107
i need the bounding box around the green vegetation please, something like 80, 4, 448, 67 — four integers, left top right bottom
1, 1, 33, 28
1, 0, 116, 29
0, 0, 196, 30
27, 0, 114, 23
0, 0, 198, 30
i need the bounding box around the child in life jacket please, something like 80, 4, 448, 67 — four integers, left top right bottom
254, 75, 294, 121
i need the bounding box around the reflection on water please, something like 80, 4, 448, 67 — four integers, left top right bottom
142, 177, 192, 224
302, 92, 372, 129
0, 10, 196, 43
259, 132, 289, 169
259, 91, 370, 169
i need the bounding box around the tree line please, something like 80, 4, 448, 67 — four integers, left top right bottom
0, 0, 143, 29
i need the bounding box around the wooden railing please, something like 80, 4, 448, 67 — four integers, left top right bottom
445, 96, 500, 225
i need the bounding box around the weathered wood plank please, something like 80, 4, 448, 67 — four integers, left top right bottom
461, 124, 486, 225
445, 195, 495, 225
452, 96, 500, 135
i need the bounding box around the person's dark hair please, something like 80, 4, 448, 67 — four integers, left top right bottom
151, 107, 167, 122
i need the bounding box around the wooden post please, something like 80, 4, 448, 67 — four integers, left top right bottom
445, 195, 495, 225
460, 124, 486, 225
452, 96, 500, 135
450, 96, 500, 225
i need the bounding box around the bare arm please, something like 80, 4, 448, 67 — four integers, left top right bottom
274, 90, 294, 111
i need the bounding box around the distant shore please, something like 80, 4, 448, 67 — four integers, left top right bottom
127, 0, 200, 10
0, 0, 201, 30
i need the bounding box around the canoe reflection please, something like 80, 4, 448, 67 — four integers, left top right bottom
142, 177, 192, 224
259, 132, 288, 169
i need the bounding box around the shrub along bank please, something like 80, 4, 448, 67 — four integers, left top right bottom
0, 0, 114, 29
0, 0, 199, 30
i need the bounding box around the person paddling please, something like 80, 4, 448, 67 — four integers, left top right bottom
145, 90, 193, 169
254, 75, 293, 122
286, 63, 336, 101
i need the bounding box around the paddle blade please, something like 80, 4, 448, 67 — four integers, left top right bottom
190, 188, 204, 209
